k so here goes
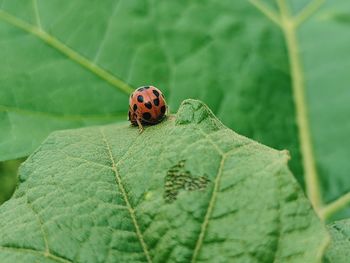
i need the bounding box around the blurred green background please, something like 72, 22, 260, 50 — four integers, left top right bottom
0, 159, 22, 205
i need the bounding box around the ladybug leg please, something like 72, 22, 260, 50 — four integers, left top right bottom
136, 118, 144, 133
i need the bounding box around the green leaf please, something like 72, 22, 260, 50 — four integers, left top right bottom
290, 0, 350, 217
325, 219, 350, 263
0, 100, 328, 263
1, 0, 350, 220
0, 1, 302, 186
248, 0, 350, 219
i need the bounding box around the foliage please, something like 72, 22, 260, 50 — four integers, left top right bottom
324, 219, 350, 263
0, 0, 350, 261
0, 100, 328, 263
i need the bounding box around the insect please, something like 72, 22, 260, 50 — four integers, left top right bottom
128, 86, 167, 132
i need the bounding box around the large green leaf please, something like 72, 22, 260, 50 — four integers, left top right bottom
1, 0, 349, 219
286, 0, 350, 217
238, 0, 350, 219
0, 1, 301, 183
325, 219, 350, 263
0, 100, 328, 263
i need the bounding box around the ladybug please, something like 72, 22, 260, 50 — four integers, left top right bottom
128, 86, 167, 132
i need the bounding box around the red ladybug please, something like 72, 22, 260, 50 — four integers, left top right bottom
128, 86, 167, 132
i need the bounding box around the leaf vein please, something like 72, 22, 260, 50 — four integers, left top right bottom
24, 196, 49, 254
251, 0, 322, 211
249, 0, 281, 26
276, 0, 321, 210
191, 127, 268, 262
0, 246, 72, 263
99, 127, 152, 263
32, 0, 42, 29
93, 0, 121, 63
294, 0, 324, 27
191, 153, 225, 263
190, 127, 229, 262
0, 10, 133, 95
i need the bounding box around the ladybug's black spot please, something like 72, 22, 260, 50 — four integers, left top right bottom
137, 87, 145, 92
153, 98, 160, 106
133, 104, 138, 111
142, 112, 152, 120
145, 101, 152, 109
161, 105, 166, 114
144, 86, 150, 89
137, 95, 144, 103
152, 89, 160, 97
128, 111, 131, 120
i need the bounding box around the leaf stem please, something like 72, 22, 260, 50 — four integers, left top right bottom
191, 128, 226, 263
320, 192, 350, 220
0, 246, 72, 263
276, 0, 322, 210
32, 0, 42, 29
0, 10, 134, 95
191, 155, 226, 263
249, 0, 281, 26
100, 128, 152, 263
294, 0, 325, 27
